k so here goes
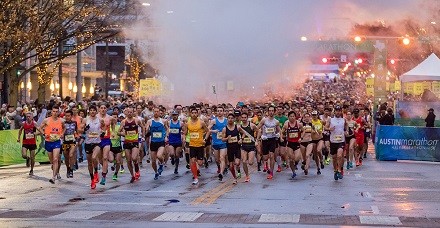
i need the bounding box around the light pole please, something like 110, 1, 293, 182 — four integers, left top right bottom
68, 81, 73, 97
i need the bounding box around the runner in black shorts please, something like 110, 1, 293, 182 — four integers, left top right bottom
222, 113, 246, 184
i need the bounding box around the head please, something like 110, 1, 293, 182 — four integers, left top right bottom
190, 106, 198, 119
227, 113, 235, 124
288, 111, 297, 122
25, 112, 33, 122
267, 106, 275, 117
148, 101, 154, 110
353, 108, 360, 118
88, 105, 97, 117
64, 110, 73, 121
174, 105, 183, 114
136, 105, 143, 115
346, 111, 352, 120
241, 112, 248, 123
111, 113, 118, 124
126, 107, 134, 118
216, 106, 224, 118
172, 110, 179, 120
311, 110, 318, 120
303, 113, 311, 122
276, 106, 284, 115
78, 109, 86, 118
51, 106, 59, 118
334, 106, 342, 117
99, 103, 107, 115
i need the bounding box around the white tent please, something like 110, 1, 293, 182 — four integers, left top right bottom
400, 53, 440, 82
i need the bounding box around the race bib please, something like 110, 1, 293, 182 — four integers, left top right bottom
228, 136, 238, 143
314, 125, 322, 131
366, 129, 371, 132
170, 128, 179, 134
152, 132, 162, 138
334, 135, 343, 141
111, 133, 118, 140
304, 126, 312, 133
126, 130, 137, 137
243, 138, 252, 143
25, 133, 35, 139
216, 132, 223, 139
289, 132, 298, 138
190, 133, 199, 139
50, 134, 60, 141
265, 127, 275, 134
88, 132, 99, 138
348, 123, 354, 128
65, 134, 75, 141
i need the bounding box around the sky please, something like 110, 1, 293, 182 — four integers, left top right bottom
131, 0, 434, 104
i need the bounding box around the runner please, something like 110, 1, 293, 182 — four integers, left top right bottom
257, 106, 281, 180
98, 104, 114, 185
274, 106, 288, 173
145, 107, 168, 180
299, 113, 314, 175
281, 111, 302, 179
17, 112, 41, 176
240, 112, 259, 182
362, 108, 372, 159
71, 106, 82, 170
81, 105, 103, 189
166, 110, 184, 174
345, 111, 357, 170
109, 112, 123, 181
39, 106, 65, 184
311, 110, 325, 175
186, 107, 209, 185
62, 110, 78, 178
119, 107, 143, 183
221, 113, 245, 184
207, 106, 228, 181
353, 108, 366, 167
325, 105, 347, 180
321, 107, 332, 165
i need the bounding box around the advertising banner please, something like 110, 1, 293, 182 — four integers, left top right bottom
423, 81, 432, 91
366, 78, 374, 96
139, 78, 162, 97
414, 82, 424, 95
395, 80, 401, 91
375, 125, 440, 161
0, 130, 49, 167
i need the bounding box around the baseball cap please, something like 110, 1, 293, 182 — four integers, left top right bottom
335, 105, 342, 111
311, 110, 318, 115
234, 110, 241, 116
353, 108, 360, 114
428, 108, 434, 112
171, 110, 179, 115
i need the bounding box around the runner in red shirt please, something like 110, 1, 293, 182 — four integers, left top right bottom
353, 108, 366, 166
17, 112, 42, 175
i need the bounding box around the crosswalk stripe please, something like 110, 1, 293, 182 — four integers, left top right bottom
258, 214, 300, 223
359, 216, 401, 225
153, 212, 203, 222
49, 211, 107, 220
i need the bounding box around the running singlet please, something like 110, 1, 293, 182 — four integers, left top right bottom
188, 119, 205, 147
329, 117, 345, 143
168, 120, 182, 145
45, 118, 62, 142
241, 122, 254, 145
110, 124, 121, 147
22, 121, 36, 145
85, 117, 101, 144
274, 115, 288, 127
64, 120, 77, 143
211, 117, 227, 146
225, 125, 240, 150
311, 119, 323, 140
262, 118, 278, 139
286, 121, 301, 143
100, 117, 111, 140
301, 121, 313, 142
124, 119, 139, 143
150, 118, 166, 143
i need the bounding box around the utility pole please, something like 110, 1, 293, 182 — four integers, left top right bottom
105, 39, 109, 99
58, 41, 63, 98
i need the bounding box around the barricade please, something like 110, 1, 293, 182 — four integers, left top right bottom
0, 130, 49, 166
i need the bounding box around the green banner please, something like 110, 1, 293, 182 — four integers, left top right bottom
0, 130, 49, 167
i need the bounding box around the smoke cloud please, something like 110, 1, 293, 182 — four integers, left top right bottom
127, 0, 429, 105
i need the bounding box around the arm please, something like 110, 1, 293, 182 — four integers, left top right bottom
38, 119, 47, 136
207, 119, 216, 133
17, 124, 24, 142
118, 120, 126, 136
35, 121, 44, 135
221, 128, 229, 142
144, 120, 151, 135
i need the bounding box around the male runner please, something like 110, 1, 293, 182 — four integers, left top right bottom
109, 112, 123, 180
207, 106, 228, 181
145, 107, 168, 180
222, 113, 245, 184
17, 112, 41, 175
62, 110, 78, 178
257, 106, 281, 180
281, 111, 303, 178
240, 112, 258, 182
166, 110, 184, 174
98, 104, 114, 185
325, 105, 347, 180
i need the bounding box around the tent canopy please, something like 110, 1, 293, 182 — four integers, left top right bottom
400, 53, 440, 82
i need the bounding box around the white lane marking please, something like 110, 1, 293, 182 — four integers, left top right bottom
355, 174, 362, 178
258, 214, 300, 223
359, 216, 401, 225
153, 212, 203, 222
371, 206, 380, 214
50, 210, 106, 220
53, 201, 163, 206
107, 189, 175, 193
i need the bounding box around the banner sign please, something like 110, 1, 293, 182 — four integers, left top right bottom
366, 78, 374, 96
414, 82, 424, 95
375, 125, 440, 161
139, 78, 162, 97
395, 80, 401, 91
0, 130, 49, 167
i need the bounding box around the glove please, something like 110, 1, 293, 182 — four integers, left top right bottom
100, 131, 105, 138
84, 124, 90, 131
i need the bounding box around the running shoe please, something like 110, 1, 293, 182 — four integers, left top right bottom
171, 157, 175, 166
301, 162, 306, 170
67, 171, 71, 178
100, 177, 106, 185
266, 169, 271, 174
192, 178, 199, 185
135, 171, 140, 180
197, 170, 201, 177
112, 174, 118, 181
26, 157, 30, 167
74, 162, 79, 170
263, 163, 268, 172
320, 162, 324, 169
346, 162, 350, 170
223, 168, 228, 175
245, 176, 250, 182
283, 161, 287, 167
267, 174, 273, 180
276, 165, 282, 173
49, 178, 55, 184
363, 153, 367, 159
257, 162, 261, 172
29, 170, 34, 176
158, 164, 164, 175
154, 173, 159, 180
93, 172, 99, 183
338, 172, 343, 179
111, 165, 115, 171
291, 172, 297, 179
237, 172, 241, 179
304, 169, 308, 175
57, 173, 61, 180
174, 167, 178, 174
218, 173, 223, 181
325, 157, 331, 165
317, 169, 321, 175
120, 167, 125, 174
78, 157, 83, 163
334, 171, 338, 180
186, 164, 190, 169
359, 159, 363, 166
69, 171, 73, 178
232, 179, 237, 185
130, 176, 135, 183
91, 180, 96, 189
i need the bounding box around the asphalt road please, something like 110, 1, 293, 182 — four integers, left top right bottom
1, 145, 440, 227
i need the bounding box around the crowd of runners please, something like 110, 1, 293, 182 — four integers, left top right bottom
16, 78, 375, 189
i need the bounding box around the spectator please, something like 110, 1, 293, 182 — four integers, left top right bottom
0, 108, 11, 130
379, 108, 395, 125
425, 108, 436, 127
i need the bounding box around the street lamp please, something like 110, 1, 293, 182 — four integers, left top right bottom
73, 85, 78, 93
90, 85, 94, 94
300, 36, 307, 41
27, 81, 32, 90
50, 82, 55, 92
402, 37, 410, 46
354, 36, 362, 42
20, 82, 24, 89
81, 84, 86, 94
68, 81, 73, 90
